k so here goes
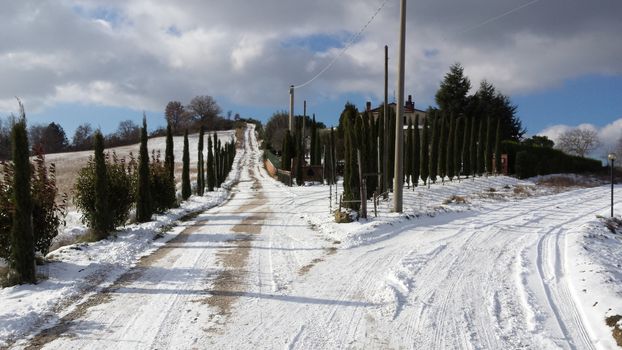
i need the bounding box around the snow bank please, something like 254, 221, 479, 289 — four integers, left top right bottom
284, 175, 547, 249
566, 215, 622, 348
0, 129, 243, 347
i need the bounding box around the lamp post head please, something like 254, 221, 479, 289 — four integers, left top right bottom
609, 153, 617, 161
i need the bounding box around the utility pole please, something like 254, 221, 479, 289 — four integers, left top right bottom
383, 45, 389, 198
303, 100, 307, 159
392, 0, 406, 213
289, 85, 294, 131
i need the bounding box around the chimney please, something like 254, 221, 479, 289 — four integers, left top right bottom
406, 94, 414, 110
366, 101, 372, 112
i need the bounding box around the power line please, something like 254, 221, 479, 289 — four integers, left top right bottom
454, 0, 542, 36
293, 0, 392, 89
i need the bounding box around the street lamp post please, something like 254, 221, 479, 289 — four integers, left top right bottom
609, 153, 616, 217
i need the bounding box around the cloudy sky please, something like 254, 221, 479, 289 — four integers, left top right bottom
1, 0, 621, 153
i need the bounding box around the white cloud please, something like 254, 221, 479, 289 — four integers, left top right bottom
0, 0, 620, 116
538, 118, 622, 158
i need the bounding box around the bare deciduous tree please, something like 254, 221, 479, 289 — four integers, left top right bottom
187, 95, 221, 126
264, 111, 289, 152
557, 128, 600, 157
164, 101, 190, 133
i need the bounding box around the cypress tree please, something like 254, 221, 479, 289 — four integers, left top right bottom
462, 117, 471, 178
454, 117, 463, 179
486, 116, 494, 174
181, 130, 191, 200
197, 126, 204, 196
165, 123, 174, 182
388, 107, 396, 189
295, 119, 304, 186
477, 118, 485, 176
405, 120, 413, 188
420, 117, 429, 185
429, 116, 439, 183
446, 115, 455, 181
282, 130, 291, 171
10, 108, 36, 283
413, 115, 420, 187
136, 116, 153, 223
217, 140, 224, 185
342, 105, 359, 210
310, 115, 317, 165
470, 117, 478, 177
365, 112, 377, 196
207, 134, 215, 191
92, 130, 111, 238
438, 115, 447, 181
494, 118, 502, 175
213, 132, 220, 187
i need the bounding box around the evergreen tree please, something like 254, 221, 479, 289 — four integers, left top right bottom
454, 117, 464, 179
181, 130, 191, 200
282, 130, 292, 171
446, 115, 455, 181
462, 117, 471, 178
377, 112, 385, 191
92, 130, 111, 237
207, 134, 215, 191
136, 116, 153, 223
405, 120, 413, 187
366, 112, 377, 196
310, 115, 317, 165
429, 115, 439, 183
435, 63, 471, 116
494, 118, 502, 175
420, 117, 429, 185
165, 123, 174, 181
10, 107, 36, 283
470, 117, 478, 177
485, 116, 493, 174
438, 115, 447, 181
295, 119, 304, 186
477, 118, 485, 175
197, 126, 204, 196
213, 132, 220, 187
413, 115, 420, 187
341, 104, 359, 210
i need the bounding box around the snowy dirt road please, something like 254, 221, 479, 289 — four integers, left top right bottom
13, 125, 620, 349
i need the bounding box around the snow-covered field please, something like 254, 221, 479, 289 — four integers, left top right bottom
1, 124, 621, 349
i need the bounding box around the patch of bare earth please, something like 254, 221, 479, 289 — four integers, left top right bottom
606, 315, 622, 347
203, 177, 267, 316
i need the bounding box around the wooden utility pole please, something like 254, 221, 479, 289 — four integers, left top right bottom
392, 0, 406, 213
289, 85, 294, 131
383, 45, 389, 199
303, 100, 307, 158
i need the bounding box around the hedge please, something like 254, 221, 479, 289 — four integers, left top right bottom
502, 141, 603, 179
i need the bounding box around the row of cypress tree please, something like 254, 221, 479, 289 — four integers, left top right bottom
339, 103, 504, 211
183, 129, 236, 200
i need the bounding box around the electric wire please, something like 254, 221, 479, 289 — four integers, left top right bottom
292, 0, 542, 90
292, 0, 392, 89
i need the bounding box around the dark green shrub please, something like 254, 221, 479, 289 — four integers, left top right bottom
31, 151, 68, 255
74, 151, 136, 232
150, 150, 176, 213
504, 141, 602, 178
0, 152, 67, 260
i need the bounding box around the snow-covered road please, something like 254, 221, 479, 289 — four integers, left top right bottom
14, 125, 620, 349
